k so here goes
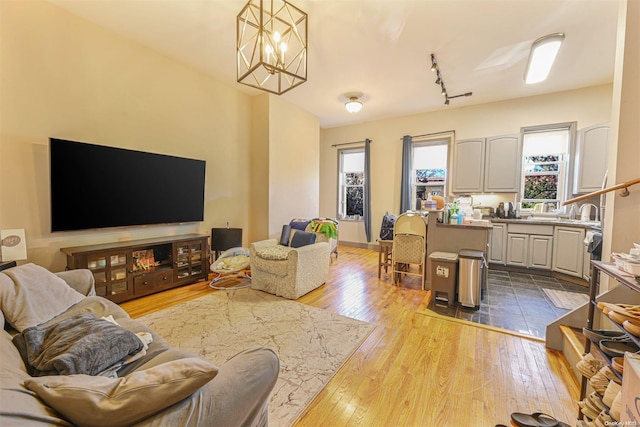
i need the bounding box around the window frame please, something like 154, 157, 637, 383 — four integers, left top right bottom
519, 122, 576, 211
411, 138, 451, 210
337, 147, 365, 221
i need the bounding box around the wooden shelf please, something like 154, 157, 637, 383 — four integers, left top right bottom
61, 234, 209, 303
578, 261, 640, 420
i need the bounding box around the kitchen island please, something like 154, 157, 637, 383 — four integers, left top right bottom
425, 212, 492, 290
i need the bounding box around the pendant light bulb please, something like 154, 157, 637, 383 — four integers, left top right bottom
345, 97, 363, 113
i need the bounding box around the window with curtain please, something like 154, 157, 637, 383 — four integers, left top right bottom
520, 126, 572, 210
412, 140, 448, 209
338, 148, 365, 219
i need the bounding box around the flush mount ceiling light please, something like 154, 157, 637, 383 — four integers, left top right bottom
429, 54, 473, 106
237, 0, 308, 95
345, 97, 363, 113
524, 33, 565, 84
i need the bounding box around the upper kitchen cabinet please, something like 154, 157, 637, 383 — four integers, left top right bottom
452, 138, 485, 193
483, 134, 521, 192
573, 123, 609, 194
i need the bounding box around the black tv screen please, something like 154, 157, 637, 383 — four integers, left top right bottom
50, 138, 206, 232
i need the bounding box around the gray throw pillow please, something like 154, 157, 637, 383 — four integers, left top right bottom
279, 224, 292, 246
0, 263, 84, 332
290, 230, 317, 248
25, 357, 218, 427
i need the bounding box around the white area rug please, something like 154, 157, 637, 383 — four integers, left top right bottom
542, 288, 589, 310
137, 288, 375, 426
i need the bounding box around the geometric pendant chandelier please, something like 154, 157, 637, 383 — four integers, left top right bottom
236, 0, 308, 95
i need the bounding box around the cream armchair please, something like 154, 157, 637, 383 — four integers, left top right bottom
249, 238, 330, 299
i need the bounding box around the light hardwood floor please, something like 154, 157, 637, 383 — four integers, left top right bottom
121, 245, 580, 427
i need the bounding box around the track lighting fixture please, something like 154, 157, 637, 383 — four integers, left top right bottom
428, 53, 473, 105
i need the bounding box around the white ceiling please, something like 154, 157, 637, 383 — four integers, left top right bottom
47, 0, 619, 128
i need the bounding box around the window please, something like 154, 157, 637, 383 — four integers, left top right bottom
412, 140, 448, 209
520, 125, 573, 210
338, 148, 364, 219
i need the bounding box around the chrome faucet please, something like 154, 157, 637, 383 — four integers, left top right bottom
579, 203, 599, 222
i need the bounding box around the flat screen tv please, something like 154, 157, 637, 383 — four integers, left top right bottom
50, 138, 206, 232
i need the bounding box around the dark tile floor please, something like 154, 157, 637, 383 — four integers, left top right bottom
427, 269, 589, 339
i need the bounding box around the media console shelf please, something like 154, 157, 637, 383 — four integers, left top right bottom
61, 234, 209, 303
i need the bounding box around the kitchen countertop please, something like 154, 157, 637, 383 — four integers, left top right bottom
435, 221, 493, 230
490, 217, 602, 230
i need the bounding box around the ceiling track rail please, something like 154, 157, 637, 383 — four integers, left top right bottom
563, 177, 640, 205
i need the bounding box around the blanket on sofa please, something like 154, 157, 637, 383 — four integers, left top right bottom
309, 219, 338, 240
13, 313, 144, 377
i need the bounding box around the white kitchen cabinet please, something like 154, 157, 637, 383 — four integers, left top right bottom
489, 223, 507, 265
506, 234, 554, 269
574, 123, 609, 194
552, 226, 585, 277
506, 233, 528, 267
484, 134, 521, 192
529, 235, 553, 269
505, 224, 554, 270
452, 138, 485, 193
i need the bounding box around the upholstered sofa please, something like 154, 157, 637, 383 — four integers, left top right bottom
0, 263, 279, 427
250, 231, 331, 300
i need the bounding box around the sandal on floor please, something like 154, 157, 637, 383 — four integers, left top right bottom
510, 412, 567, 427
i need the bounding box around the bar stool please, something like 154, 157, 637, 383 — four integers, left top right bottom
378, 240, 393, 278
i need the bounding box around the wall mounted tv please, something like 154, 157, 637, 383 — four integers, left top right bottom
50, 138, 206, 232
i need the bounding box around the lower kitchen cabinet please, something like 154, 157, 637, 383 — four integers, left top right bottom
506, 233, 528, 267
529, 235, 553, 269
506, 233, 553, 269
489, 223, 507, 264
552, 226, 585, 277
506, 223, 554, 270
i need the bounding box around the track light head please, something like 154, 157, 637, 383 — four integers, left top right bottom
430, 54, 437, 72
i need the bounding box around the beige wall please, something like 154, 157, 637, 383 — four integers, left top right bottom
602, 0, 640, 277
248, 95, 271, 243
321, 85, 614, 245
0, 0, 322, 271
248, 94, 321, 242
267, 95, 320, 238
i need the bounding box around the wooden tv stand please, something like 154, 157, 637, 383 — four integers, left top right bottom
61, 234, 209, 303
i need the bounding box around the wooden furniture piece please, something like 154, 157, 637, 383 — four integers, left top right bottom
378, 240, 393, 278
578, 261, 640, 420
61, 234, 209, 303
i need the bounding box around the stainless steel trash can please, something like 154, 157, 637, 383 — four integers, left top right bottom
458, 250, 484, 309
429, 252, 458, 306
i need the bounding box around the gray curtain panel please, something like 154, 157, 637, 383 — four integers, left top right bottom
364, 139, 372, 242
400, 135, 413, 213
